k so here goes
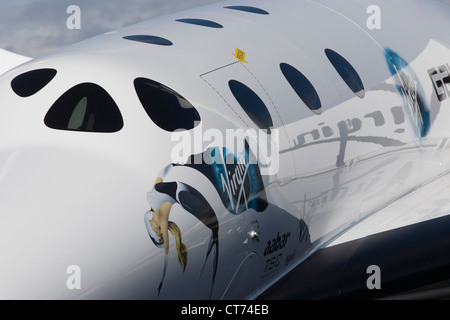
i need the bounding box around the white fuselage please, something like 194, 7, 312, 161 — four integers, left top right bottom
1, 0, 450, 299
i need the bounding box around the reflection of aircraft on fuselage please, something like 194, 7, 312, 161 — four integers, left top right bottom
1, 0, 450, 300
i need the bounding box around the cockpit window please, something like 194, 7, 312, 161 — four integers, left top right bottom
280, 63, 322, 115
228, 80, 273, 133
44, 83, 123, 133
175, 18, 223, 29
11, 68, 57, 97
123, 35, 173, 46
325, 49, 365, 98
134, 78, 201, 132
224, 6, 269, 15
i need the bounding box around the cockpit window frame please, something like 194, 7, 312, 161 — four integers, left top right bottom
134, 77, 201, 132
44, 82, 124, 133
11, 68, 57, 98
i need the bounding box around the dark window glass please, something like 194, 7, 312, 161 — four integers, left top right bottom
123, 35, 173, 46
134, 78, 201, 132
325, 49, 365, 98
280, 63, 322, 115
11, 68, 57, 97
224, 6, 269, 15
176, 18, 223, 29
228, 80, 273, 132
44, 83, 123, 133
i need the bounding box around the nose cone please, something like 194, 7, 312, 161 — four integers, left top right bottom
0, 37, 230, 298
0, 146, 164, 299
0, 61, 180, 299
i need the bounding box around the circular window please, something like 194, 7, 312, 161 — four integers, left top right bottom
280, 63, 322, 115
228, 80, 273, 132
325, 49, 365, 98
224, 6, 269, 15
123, 35, 173, 46
175, 19, 223, 29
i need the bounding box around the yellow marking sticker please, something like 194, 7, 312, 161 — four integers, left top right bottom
233, 48, 248, 63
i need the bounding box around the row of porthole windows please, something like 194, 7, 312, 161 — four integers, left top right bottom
229, 48, 365, 134
282, 49, 365, 117
10, 0, 365, 134
122, 5, 270, 46
122, 5, 365, 123
10, 46, 365, 134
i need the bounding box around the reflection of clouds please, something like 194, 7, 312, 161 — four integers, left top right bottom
0, 0, 221, 57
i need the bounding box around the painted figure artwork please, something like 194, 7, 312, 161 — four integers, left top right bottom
145, 140, 268, 297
